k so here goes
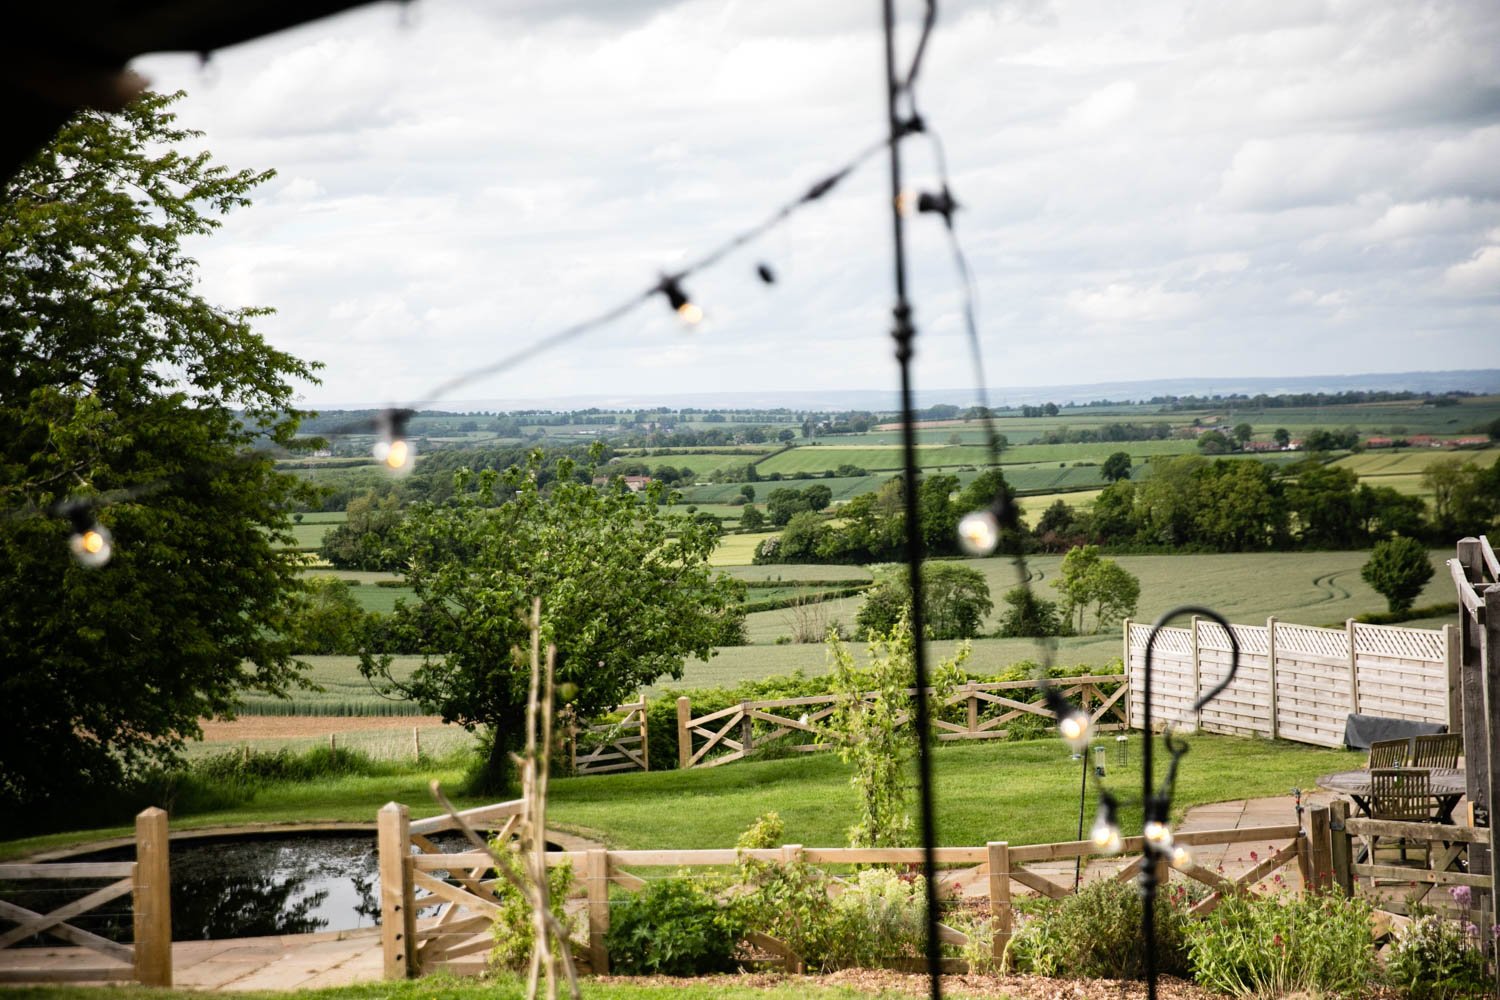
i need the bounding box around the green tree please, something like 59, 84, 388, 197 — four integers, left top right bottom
916, 473, 960, 555
1232, 423, 1253, 446
739, 504, 766, 530
1090, 480, 1138, 541
321, 491, 405, 571
803, 483, 833, 512
362, 454, 742, 792
1101, 451, 1133, 482
1191, 460, 1287, 551
285, 577, 369, 654
855, 563, 992, 640
995, 586, 1070, 638
1136, 455, 1206, 546
739, 484, 756, 503
1197, 429, 1231, 455
1052, 545, 1139, 634
1360, 536, 1434, 613
1422, 457, 1500, 536
1285, 461, 1361, 548
1273, 428, 1291, 448
0, 92, 316, 819
765, 486, 813, 526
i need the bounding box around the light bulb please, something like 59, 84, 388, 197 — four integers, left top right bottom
1057, 711, 1090, 751
895, 190, 915, 217
1144, 820, 1173, 848
1090, 817, 1122, 855
69, 523, 113, 569
373, 437, 415, 475
677, 301, 704, 325
1170, 844, 1193, 870
956, 509, 1000, 555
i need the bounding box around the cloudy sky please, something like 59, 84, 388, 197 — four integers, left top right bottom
133, 0, 1500, 409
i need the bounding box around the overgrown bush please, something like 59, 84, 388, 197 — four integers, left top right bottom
1009, 877, 1195, 979
1385, 902, 1490, 1000
1186, 889, 1374, 998
823, 867, 928, 969
606, 876, 744, 975
489, 851, 577, 971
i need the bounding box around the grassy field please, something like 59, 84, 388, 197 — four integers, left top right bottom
719, 564, 873, 583
304, 569, 405, 584
235, 655, 430, 715
755, 445, 995, 475
0, 733, 1357, 862
710, 530, 780, 566
1331, 447, 1498, 479
1014, 489, 1104, 519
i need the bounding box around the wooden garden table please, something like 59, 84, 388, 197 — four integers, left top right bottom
1316, 767, 1467, 823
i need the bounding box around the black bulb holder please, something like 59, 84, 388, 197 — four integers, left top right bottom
658, 275, 692, 313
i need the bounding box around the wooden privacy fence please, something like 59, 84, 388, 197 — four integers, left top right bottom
675, 675, 1127, 770
1124, 616, 1457, 748
377, 797, 1302, 978
0, 808, 171, 986
569, 697, 649, 775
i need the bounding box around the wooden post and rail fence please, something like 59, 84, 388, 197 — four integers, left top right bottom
0, 807, 171, 986
376, 796, 1309, 979
674, 675, 1128, 770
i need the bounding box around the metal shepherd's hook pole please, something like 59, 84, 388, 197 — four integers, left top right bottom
1140, 606, 1240, 1000
880, 1, 943, 996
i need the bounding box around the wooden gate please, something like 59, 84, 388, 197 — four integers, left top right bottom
0, 808, 171, 986
570, 698, 649, 775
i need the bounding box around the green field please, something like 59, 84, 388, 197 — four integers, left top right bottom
754, 445, 995, 475
235, 655, 429, 715
1331, 447, 1499, 478
719, 564, 873, 583
709, 530, 779, 566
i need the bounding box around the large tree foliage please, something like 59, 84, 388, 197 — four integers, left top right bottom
854, 562, 993, 640
1052, 545, 1140, 634
363, 452, 744, 791
0, 92, 317, 819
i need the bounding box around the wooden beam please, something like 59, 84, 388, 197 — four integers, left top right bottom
586, 849, 610, 974
378, 802, 416, 979
0, 877, 132, 950
0, 863, 134, 879
987, 842, 1011, 964
0, 899, 134, 965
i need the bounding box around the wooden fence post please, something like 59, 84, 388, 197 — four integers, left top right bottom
966, 682, 979, 735
412, 726, 421, 762
377, 802, 416, 979
1328, 799, 1353, 897
987, 842, 1012, 969
1122, 619, 1132, 730
1481, 582, 1500, 983
132, 807, 171, 988
740, 702, 753, 760
1445, 623, 1463, 735
676, 696, 692, 770
1266, 616, 1279, 741
586, 849, 610, 974
1345, 619, 1361, 717
1190, 615, 1202, 725
638, 699, 650, 772
1305, 805, 1333, 893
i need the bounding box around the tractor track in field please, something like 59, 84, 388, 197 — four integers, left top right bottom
1310, 571, 1352, 604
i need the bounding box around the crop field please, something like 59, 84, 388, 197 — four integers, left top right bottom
681, 474, 888, 504
304, 569, 404, 584
348, 584, 417, 613
1332, 447, 1498, 477
1015, 488, 1104, 519
719, 564, 873, 583
709, 530, 779, 565
295, 511, 348, 524
754, 444, 995, 475
235, 655, 428, 715
288, 522, 331, 548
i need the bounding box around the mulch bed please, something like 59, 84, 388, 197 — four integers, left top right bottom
593, 970, 1222, 999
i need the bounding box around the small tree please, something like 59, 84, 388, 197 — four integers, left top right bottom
820, 615, 966, 847
739, 484, 756, 503
1101, 451, 1133, 482
1232, 423, 1253, 446
1361, 536, 1434, 613
1274, 428, 1291, 448
1052, 545, 1140, 634
996, 586, 1070, 638
855, 563, 992, 640
740, 504, 766, 530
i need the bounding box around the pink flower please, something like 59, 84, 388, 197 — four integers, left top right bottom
1250, 850, 1259, 862
1451, 885, 1472, 908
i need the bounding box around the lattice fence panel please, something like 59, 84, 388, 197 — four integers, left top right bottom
1130, 623, 1192, 656
1353, 622, 1446, 662
1274, 623, 1349, 663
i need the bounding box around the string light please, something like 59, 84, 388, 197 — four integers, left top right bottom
373, 408, 416, 474
657, 276, 703, 326
1170, 844, 1194, 870
756, 262, 776, 285
956, 508, 999, 556
1089, 791, 1122, 855
58, 501, 112, 569
1045, 687, 1091, 751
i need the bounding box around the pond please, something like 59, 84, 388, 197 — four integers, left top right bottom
5, 830, 485, 943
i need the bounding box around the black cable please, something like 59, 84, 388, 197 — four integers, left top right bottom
881, 0, 942, 996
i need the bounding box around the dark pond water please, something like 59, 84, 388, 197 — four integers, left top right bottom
5, 831, 480, 944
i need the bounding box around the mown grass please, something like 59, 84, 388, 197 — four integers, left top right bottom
0, 733, 1358, 864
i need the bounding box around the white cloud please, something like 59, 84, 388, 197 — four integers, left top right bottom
124, 0, 1500, 405
1443, 246, 1500, 295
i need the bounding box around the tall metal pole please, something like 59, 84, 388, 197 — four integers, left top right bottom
881, 1, 942, 996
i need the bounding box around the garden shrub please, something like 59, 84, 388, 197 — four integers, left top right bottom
1009, 877, 1195, 979
1385, 901, 1490, 1000
488, 850, 577, 971
823, 867, 928, 969
605, 876, 744, 975
1186, 889, 1374, 998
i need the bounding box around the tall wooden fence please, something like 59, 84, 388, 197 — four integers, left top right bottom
0, 808, 171, 986
376, 796, 1302, 978
1124, 616, 1457, 747
674, 675, 1127, 770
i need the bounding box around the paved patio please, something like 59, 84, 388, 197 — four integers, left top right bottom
0, 791, 1342, 990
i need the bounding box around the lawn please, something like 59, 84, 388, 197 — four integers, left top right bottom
0, 732, 1357, 862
